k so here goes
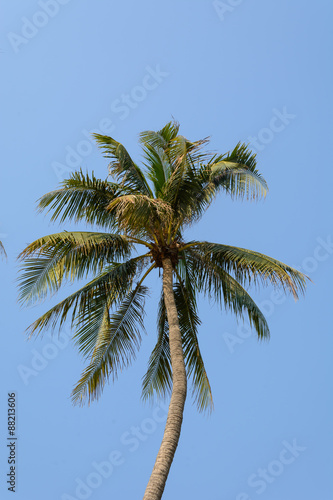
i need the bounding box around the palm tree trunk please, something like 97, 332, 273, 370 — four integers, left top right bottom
143, 257, 187, 500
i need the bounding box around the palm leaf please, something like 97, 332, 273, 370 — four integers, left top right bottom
162, 163, 205, 228
141, 144, 172, 196
71, 284, 148, 405
167, 134, 210, 169
93, 134, 152, 196
24, 257, 143, 338
143, 279, 213, 413
173, 280, 213, 413
185, 248, 269, 339
73, 261, 155, 360
162, 136, 209, 203
186, 241, 308, 299
18, 232, 133, 304
72, 295, 112, 360
139, 120, 180, 152
142, 291, 172, 402
107, 194, 173, 238
38, 170, 120, 228
207, 143, 268, 200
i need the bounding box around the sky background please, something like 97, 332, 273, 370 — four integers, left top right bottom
1, 1, 332, 499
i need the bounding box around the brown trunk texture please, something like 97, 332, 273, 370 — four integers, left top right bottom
143, 258, 187, 500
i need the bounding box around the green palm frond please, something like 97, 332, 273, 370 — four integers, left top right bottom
139, 120, 180, 152
186, 242, 308, 299
167, 134, 210, 169
73, 261, 155, 360
161, 136, 209, 205
24, 257, 143, 338
185, 249, 269, 340
158, 142, 266, 229
71, 284, 148, 406
207, 143, 268, 200
38, 170, 120, 228
163, 165, 205, 228
72, 295, 112, 360
142, 291, 172, 402
143, 279, 213, 413
93, 134, 152, 196
18, 232, 133, 304
140, 121, 211, 208
173, 280, 213, 413
141, 144, 172, 196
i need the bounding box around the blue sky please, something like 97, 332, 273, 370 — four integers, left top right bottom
1, 1, 332, 499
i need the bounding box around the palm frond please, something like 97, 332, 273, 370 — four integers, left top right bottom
37, 170, 120, 228
186, 241, 308, 299
93, 134, 152, 196
207, 143, 268, 200
72, 262, 155, 361
143, 278, 213, 413
162, 164, 205, 228
107, 194, 173, 238
142, 291, 172, 402
173, 280, 213, 413
141, 144, 172, 196
24, 257, 143, 338
140, 121, 210, 208
157, 136, 211, 225
18, 232, 133, 304
139, 120, 180, 152
184, 249, 269, 340
168, 134, 210, 169
71, 284, 148, 406
72, 295, 112, 360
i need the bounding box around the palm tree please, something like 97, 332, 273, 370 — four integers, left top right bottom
18, 121, 308, 500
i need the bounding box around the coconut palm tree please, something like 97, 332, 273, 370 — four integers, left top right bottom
18, 121, 308, 500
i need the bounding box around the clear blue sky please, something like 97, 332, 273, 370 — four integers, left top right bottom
1, 1, 332, 499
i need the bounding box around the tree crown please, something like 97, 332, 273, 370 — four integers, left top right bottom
18, 121, 308, 412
